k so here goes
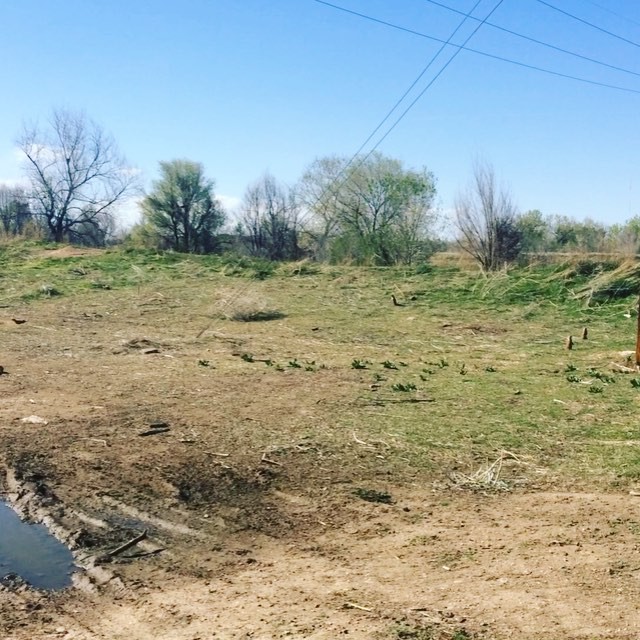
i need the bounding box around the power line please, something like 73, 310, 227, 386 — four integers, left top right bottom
327, 0, 486, 173
583, 0, 640, 29
315, 1, 640, 96
360, 0, 508, 154
299, 0, 501, 229
421, 0, 640, 79
298, 0, 492, 230
534, 0, 640, 49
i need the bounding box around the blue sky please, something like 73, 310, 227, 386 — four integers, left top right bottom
2, 0, 640, 229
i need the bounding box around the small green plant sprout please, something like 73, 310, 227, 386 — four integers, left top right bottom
630, 378, 640, 388
382, 360, 398, 370
438, 358, 449, 368
419, 374, 429, 381
586, 368, 615, 384
566, 374, 582, 383
264, 359, 274, 367
305, 365, 315, 372
197, 359, 211, 367
459, 363, 467, 375
391, 382, 417, 392
485, 365, 496, 372
240, 353, 254, 362
288, 359, 302, 368
351, 359, 370, 370
399, 361, 409, 367
565, 363, 578, 372
589, 385, 604, 394
422, 367, 435, 375
274, 364, 285, 371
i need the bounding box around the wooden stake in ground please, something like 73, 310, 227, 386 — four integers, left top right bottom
582, 327, 588, 340
565, 335, 574, 350
636, 294, 640, 367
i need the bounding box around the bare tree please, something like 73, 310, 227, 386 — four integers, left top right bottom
240, 173, 301, 261
18, 109, 137, 244
455, 161, 521, 271
0, 186, 32, 236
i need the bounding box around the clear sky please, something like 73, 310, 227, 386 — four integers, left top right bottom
2, 0, 640, 229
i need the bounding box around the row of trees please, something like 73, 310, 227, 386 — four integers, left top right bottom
4, 109, 639, 269
134, 152, 439, 265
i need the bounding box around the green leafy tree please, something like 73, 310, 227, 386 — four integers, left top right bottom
298, 152, 437, 265
516, 209, 551, 253
141, 160, 226, 253
552, 216, 607, 252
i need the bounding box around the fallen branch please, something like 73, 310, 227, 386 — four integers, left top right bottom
107, 530, 148, 557
122, 548, 165, 559
344, 602, 373, 612
610, 362, 637, 373
260, 454, 283, 467
138, 427, 170, 437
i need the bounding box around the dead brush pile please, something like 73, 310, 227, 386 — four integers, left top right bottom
570, 258, 640, 305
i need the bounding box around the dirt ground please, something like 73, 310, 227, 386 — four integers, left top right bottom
1, 274, 640, 639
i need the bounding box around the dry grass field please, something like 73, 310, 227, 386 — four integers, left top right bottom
1, 243, 640, 639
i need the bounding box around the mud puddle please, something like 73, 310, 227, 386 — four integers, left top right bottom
0, 500, 76, 590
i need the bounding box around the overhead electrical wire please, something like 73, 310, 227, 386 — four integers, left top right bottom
315, 1, 640, 96
421, 0, 640, 79
534, 0, 640, 49
299, 0, 503, 227
328, 0, 486, 172
583, 0, 640, 29
353, 0, 508, 155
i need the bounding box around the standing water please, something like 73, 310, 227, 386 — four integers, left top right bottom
0, 500, 76, 590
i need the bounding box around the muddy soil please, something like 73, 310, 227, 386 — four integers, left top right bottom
1, 285, 639, 639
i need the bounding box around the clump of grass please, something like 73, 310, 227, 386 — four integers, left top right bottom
589, 385, 604, 394
222, 295, 285, 322
631, 378, 640, 388
354, 488, 393, 504
382, 360, 398, 370
352, 359, 370, 370
566, 375, 581, 383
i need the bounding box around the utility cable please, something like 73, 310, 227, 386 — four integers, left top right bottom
421, 0, 640, 79
534, 0, 640, 49
359, 0, 507, 155
316, 1, 640, 96
583, 0, 640, 29
299, 0, 492, 227
338, 0, 485, 167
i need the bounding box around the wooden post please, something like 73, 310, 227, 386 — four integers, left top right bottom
636, 295, 640, 367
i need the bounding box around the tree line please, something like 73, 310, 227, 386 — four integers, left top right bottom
3, 109, 639, 270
